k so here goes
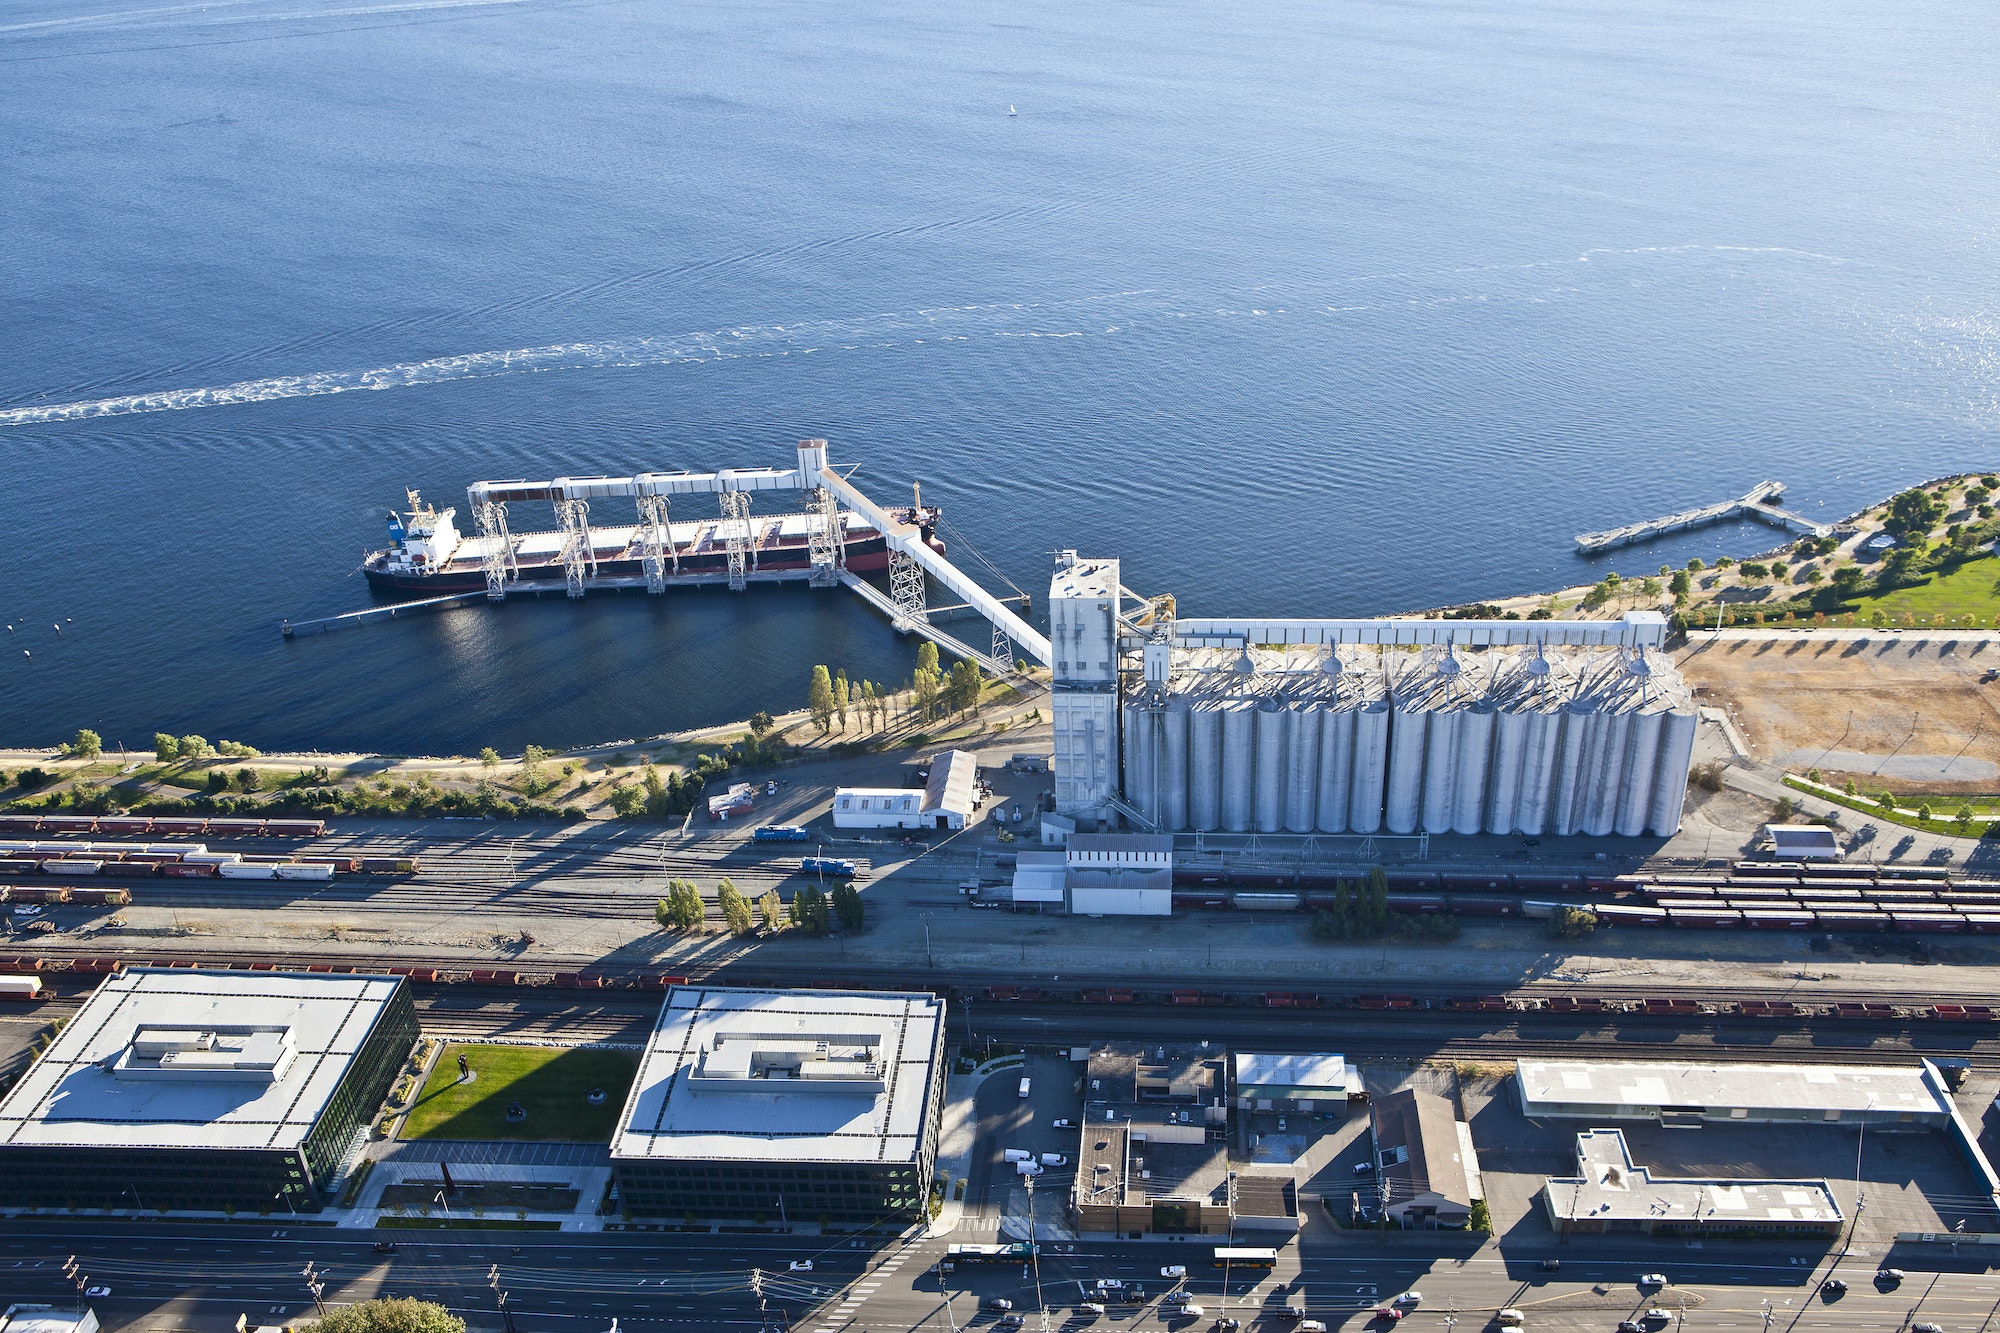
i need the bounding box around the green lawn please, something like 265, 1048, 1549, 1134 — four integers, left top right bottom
1854, 554, 2000, 623
400, 1043, 638, 1143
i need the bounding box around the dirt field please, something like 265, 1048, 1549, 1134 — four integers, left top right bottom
1677, 634, 2000, 794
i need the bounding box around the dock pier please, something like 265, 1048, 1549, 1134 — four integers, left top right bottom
1576, 480, 1832, 553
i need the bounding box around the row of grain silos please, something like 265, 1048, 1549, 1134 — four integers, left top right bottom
1121, 645, 1698, 838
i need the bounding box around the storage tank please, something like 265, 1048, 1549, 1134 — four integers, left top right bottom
1254, 699, 1287, 833
1454, 698, 1497, 835
1315, 705, 1351, 833
1220, 701, 1256, 833
1284, 702, 1321, 833
1614, 708, 1664, 837
1124, 703, 1158, 829
1584, 709, 1631, 837
1649, 710, 1700, 835
1550, 700, 1596, 836
1349, 699, 1390, 833
1160, 700, 1192, 832
1519, 706, 1563, 835
1189, 701, 1222, 831
1420, 706, 1460, 833
1486, 707, 1527, 835
1384, 699, 1427, 835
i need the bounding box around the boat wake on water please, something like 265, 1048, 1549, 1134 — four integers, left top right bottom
0, 245, 1859, 428
0, 292, 1163, 426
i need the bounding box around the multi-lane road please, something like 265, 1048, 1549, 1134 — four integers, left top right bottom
8, 1220, 1999, 1333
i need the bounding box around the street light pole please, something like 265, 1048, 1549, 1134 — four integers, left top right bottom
489, 1265, 517, 1333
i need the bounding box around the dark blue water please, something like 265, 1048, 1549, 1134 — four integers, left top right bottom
3, 0, 1995, 754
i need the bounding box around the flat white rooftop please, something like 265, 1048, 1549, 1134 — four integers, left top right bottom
1517, 1059, 1951, 1118
616, 986, 943, 1166
0, 968, 405, 1152
1547, 1128, 1841, 1226
1234, 1052, 1357, 1093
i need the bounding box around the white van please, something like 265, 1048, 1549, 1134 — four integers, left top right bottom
1019, 1077, 1032, 1099
1041, 1153, 1069, 1167
1004, 1149, 1035, 1163
1496, 1312, 1525, 1328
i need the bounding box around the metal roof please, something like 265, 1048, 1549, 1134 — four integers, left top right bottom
1517, 1059, 1951, 1117
922, 750, 979, 817
0, 968, 405, 1153
1233, 1053, 1355, 1093
615, 986, 944, 1166
1546, 1128, 1841, 1226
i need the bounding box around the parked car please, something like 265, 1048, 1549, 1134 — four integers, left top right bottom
1163, 1292, 1192, 1305
1618, 1323, 1643, 1333
1913, 1323, 1944, 1333
1277, 1116, 1287, 1131
788, 1260, 814, 1272
1161, 1266, 1187, 1279
1213, 1321, 1241, 1331
12, 905, 40, 917
1053, 1118, 1074, 1129
1351, 1160, 1374, 1175
1296, 1324, 1326, 1333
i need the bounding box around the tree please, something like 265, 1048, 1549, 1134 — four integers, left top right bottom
1468, 1199, 1492, 1233
479, 747, 501, 770
1884, 487, 1944, 538
758, 888, 783, 933
830, 882, 864, 932
748, 711, 774, 736
1365, 865, 1389, 924
68, 729, 101, 759
608, 784, 645, 818
1551, 906, 1598, 939
1668, 570, 1691, 602
672, 878, 706, 930
178, 734, 212, 760
236, 766, 262, 792
834, 670, 850, 731
1831, 565, 1867, 594
154, 733, 179, 762
790, 884, 829, 934
916, 641, 940, 677
718, 878, 754, 935
946, 660, 981, 714
306, 1297, 465, 1333
1773, 796, 1794, 821
808, 665, 836, 735
912, 665, 942, 722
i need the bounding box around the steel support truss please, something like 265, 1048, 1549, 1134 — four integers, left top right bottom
720, 490, 752, 592
556, 498, 595, 599
807, 486, 845, 588
473, 501, 517, 601
637, 493, 675, 594
887, 545, 928, 624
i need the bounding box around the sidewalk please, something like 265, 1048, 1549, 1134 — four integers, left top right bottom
922, 1072, 986, 1239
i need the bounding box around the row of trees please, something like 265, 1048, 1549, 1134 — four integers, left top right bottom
653, 877, 865, 936
1309, 866, 1462, 943
806, 643, 991, 735
153, 733, 260, 761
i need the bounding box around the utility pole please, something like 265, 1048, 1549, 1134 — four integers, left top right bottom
488, 1266, 516, 1333
62, 1256, 88, 1315
301, 1261, 328, 1318
1025, 1175, 1050, 1333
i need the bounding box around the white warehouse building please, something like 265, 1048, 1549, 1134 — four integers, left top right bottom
832, 750, 979, 831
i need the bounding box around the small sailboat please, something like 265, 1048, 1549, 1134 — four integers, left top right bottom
1008, 104, 1017, 117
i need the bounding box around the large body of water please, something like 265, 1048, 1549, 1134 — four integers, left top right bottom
3, 0, 1995, 755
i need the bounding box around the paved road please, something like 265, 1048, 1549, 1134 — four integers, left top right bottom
12, 1221, 2000, 1333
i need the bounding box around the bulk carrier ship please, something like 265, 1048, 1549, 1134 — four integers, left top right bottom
361, 446, 943, 597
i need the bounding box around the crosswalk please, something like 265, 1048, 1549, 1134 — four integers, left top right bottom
814, 1247, 916, 1332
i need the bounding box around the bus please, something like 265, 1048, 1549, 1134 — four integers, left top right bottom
947, 1243, 1039, 1265
1211, 1248, 1279, 1269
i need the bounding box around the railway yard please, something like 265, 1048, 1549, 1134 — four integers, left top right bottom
10, 760, 2000, 1333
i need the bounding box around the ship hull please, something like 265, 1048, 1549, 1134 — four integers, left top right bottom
362, 533, 904, 597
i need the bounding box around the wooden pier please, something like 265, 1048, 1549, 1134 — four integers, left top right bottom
1576, 480, 1833, 553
